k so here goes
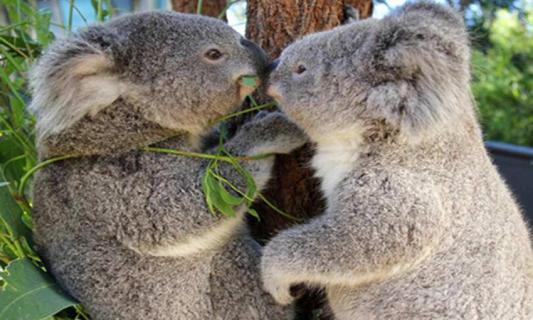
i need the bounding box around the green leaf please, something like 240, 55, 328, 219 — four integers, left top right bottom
0, 258, 77, 320
246, 208, 260, 220
205, 173, 236, 217
240, 75, 259, 88
202, 171, 216, 215
0, 185, 30, 241
217, 180, 243, 206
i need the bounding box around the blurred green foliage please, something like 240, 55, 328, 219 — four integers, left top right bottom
472, 7, 533, 146
0, 1, 106, 319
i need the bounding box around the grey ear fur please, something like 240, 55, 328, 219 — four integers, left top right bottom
362, 1, 470, 137
29, 26, 126, 139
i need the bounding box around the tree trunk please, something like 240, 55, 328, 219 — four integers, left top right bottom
171, 0, 227, 19
246, 0, 373, 57
246, 1, 373, 319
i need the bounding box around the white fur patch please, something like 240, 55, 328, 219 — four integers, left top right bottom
263, 243, 435, 306
30, 52, 125, 139
146, 213, 245, 257
311, 128, 364, 198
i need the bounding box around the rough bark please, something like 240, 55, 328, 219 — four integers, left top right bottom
246, 1, 373, 319
171, 0, 227, 19
246, 0, 373, 57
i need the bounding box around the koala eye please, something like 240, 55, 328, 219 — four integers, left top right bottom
204, 48, 224, 61
295, 64, 307, 75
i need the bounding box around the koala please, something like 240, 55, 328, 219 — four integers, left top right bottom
29, 11, 306, 320
262, 2, 533, 319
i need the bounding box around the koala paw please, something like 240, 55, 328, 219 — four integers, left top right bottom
261, 249, 306, 306
262, 270, 295, 306
232, 111, 307, 156
255, 112, 308, 154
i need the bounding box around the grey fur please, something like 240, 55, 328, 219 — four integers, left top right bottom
263, 2, 533, 319
30, 11, 306, 320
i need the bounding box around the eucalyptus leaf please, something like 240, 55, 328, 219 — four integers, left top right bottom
205, 172, 236, 217
240, 75, 259, 88
217, 180, 243, 206
202, 171, 216, 215
247, 208, 260, 220
0, 258, 77, 320
0, 185, 30, 241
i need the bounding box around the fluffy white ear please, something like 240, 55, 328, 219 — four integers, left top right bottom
29, 32, 125, 138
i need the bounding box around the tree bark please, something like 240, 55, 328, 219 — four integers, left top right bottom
246, 1, 373, 319
246, 0, 373, 57
171, 0, 227, 19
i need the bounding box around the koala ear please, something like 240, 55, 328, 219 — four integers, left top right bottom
29, 26, 126, 138
363, 1, 470, 137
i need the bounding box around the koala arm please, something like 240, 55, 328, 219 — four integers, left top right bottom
117, 112, 306, 256
261, 170, 447, 304
215, 111, 307, 191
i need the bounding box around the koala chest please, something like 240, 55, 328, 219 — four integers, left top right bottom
312, 138, 361, 198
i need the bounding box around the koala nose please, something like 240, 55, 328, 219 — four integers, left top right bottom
240, 38, 269, 73
240, 37, 255, 49
268, 59, 280, 72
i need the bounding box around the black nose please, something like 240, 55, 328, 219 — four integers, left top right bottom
240, 37, 255, 49
240, 37, 269, 73
268, 59, 280, 72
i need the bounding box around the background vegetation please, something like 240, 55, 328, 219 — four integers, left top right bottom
0, 0, 531, 319
472, 6, 533, 146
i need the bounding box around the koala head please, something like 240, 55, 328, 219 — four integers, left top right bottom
268, 2, 472, 143
30, 11, 268, 156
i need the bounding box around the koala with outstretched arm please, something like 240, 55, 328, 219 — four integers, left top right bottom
29, 11, 305, 320
262, 2, 533, 319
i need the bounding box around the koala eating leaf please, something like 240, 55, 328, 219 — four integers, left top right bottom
29, 11, 306, 320
261, 2, 533, 320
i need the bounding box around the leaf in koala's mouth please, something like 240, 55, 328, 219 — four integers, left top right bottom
240, 75, 259, 88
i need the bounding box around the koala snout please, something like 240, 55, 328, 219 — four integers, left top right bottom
266, 84, 283, 102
